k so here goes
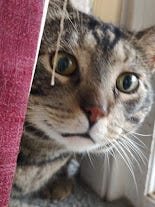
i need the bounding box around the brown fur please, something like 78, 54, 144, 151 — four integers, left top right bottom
10, 0, 155, 206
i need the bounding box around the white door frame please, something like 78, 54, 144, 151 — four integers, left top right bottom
144, 123, 155, 207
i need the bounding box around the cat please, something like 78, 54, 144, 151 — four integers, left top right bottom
9, 0, 155, 206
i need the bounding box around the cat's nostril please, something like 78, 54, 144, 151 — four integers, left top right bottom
84, 106, 106, 126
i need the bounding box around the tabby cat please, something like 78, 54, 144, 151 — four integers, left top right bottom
10, 0, 155, 206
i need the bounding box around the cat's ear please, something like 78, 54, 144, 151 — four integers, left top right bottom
136, 26, 155, 73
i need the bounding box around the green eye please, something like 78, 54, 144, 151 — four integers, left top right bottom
51, 52, 77, 76
116, 73, 139, 93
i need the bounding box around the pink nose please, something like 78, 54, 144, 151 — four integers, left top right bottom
85, 106, 106, 125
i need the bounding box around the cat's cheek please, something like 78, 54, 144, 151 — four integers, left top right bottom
89, 118, 123, 143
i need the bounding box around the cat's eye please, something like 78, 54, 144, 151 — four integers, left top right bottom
116, 73, 139, 93
51, 52, 77, 76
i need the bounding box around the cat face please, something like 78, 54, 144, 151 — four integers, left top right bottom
26, 0, 155, 153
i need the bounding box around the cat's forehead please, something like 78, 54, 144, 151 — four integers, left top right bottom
74, 27, 134, 66
85, 17, 125, 51
65, 17, 133, 62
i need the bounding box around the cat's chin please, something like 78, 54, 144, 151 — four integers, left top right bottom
61, 135, 101, 152
60, 133, 110, 153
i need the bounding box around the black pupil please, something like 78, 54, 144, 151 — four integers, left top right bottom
123, 75, 132, 90
57, 56, 70, 73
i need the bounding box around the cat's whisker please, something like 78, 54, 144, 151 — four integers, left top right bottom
121, 136, 148, 163
125, 136, 146, 149
68, 16, 79, 34
93, 143, 114, 174
118, 137, 145, 172
121, 126, 152, 137
77, 152, 85, 164
112, 140, 139, 195
113, 140, 133, 169
96, 136, 141, 194
91, 138, 117, 168
131, 131, 152, 137
104, 151, 111, 174
104, 140, 119, 169
86, 151, 95, 169
115, 124, 148, 149
118, 134, 147, 165
128, 133, 148, 150
61, 39, 75, 55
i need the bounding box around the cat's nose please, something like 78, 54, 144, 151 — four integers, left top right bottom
84, 106, 107, 126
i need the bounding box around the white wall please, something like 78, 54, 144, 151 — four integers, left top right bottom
71, 0, 92, 14
93, 0, 122, 24
121, 0, 155, 30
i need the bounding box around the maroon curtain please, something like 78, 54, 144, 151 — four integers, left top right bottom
0, 1, 45, 206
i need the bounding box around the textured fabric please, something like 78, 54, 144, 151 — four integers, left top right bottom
0, 1, 45, 206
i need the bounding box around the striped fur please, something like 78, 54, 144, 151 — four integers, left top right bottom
10, 0, 155, 206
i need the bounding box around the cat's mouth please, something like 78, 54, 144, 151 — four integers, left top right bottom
61, 132, 113, 153
62, 132, 95, 142
61, 132, 99, 152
